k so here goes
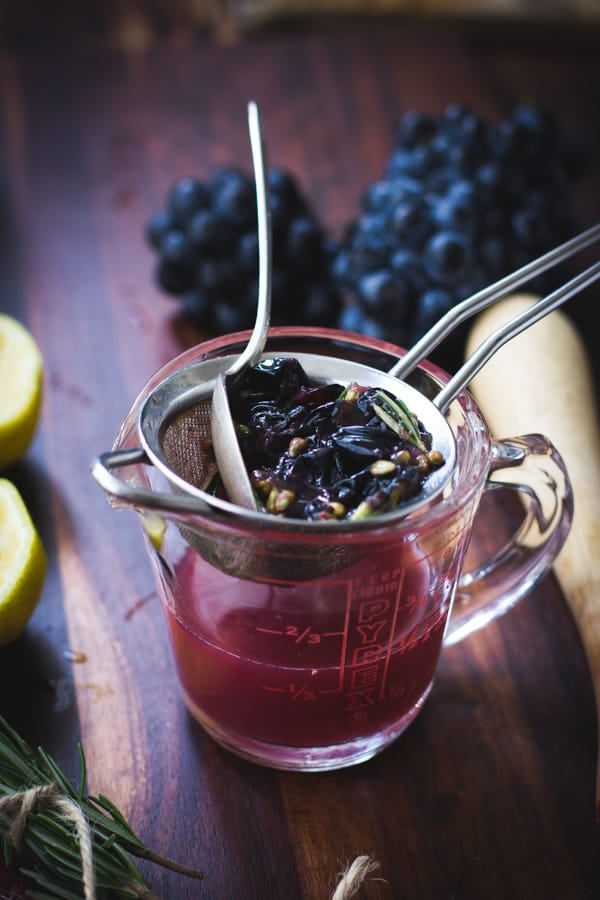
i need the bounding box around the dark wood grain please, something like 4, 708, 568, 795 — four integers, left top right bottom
1, 16, 599, 900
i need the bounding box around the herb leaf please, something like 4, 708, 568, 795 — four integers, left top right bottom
372, 390, 425, 450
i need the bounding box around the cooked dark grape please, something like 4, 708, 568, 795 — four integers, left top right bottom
227, 357, 444, 521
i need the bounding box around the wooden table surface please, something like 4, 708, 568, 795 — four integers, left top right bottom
1, 15, 600, 900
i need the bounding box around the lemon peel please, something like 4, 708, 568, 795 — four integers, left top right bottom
0, 314, 43, 470
0, 478, 47, 644
141, 512, 166, 551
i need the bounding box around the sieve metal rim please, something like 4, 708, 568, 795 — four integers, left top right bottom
137, 351, 458, 532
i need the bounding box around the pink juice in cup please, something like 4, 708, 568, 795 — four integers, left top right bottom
154, 521, 468, 768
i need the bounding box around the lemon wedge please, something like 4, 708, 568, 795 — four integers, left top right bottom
0, 313, 43, 470
0, 478, 47, 644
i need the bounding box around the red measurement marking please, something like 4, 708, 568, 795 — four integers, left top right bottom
289, 684, 309, 700
294, 627, 312, 644
256, 624, 345, 641
261, 684, 317, 703
285, 624, 338, 644
260, 683, 316, 701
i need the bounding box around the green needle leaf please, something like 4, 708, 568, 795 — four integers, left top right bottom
373, 390, 425, 450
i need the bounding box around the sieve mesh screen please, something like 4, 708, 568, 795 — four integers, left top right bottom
162, 401, 217, 491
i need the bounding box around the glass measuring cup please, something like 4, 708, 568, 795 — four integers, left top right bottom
95, 326, 573, 772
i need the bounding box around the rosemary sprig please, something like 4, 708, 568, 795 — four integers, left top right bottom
372, 390, 426, 451
0, 716, 203, 899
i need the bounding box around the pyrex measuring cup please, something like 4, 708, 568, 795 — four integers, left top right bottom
93, 326, 573, 772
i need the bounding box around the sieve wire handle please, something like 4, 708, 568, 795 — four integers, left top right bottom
91, 448, 216, 515
390, 221, 600, 382
433, 259, 600, 414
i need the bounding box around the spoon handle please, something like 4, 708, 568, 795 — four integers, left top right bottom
226, 100, 272, 378
210, 101, 272, 510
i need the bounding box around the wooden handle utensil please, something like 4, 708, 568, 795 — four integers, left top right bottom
465, 293, 600, 820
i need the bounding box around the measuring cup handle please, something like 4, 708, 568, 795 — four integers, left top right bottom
444, 434, 573, 646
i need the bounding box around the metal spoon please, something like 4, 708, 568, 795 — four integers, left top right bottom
210, 100, 272, 509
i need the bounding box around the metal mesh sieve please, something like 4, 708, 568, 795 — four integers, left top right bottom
134, 353, 454, 583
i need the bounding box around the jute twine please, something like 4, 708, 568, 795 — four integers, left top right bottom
331, 855, 383, 899
0, 784, 97, 899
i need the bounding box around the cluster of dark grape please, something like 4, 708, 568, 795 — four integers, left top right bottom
146, 167, 342, 333
146, 103, 585, 371
333, 103, 585, 369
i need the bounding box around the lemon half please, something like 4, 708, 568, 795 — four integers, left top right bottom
0, 479, 47, 644
0, 313, 43, 470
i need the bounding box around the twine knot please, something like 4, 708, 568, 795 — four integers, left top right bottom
0, 783, 96, 900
